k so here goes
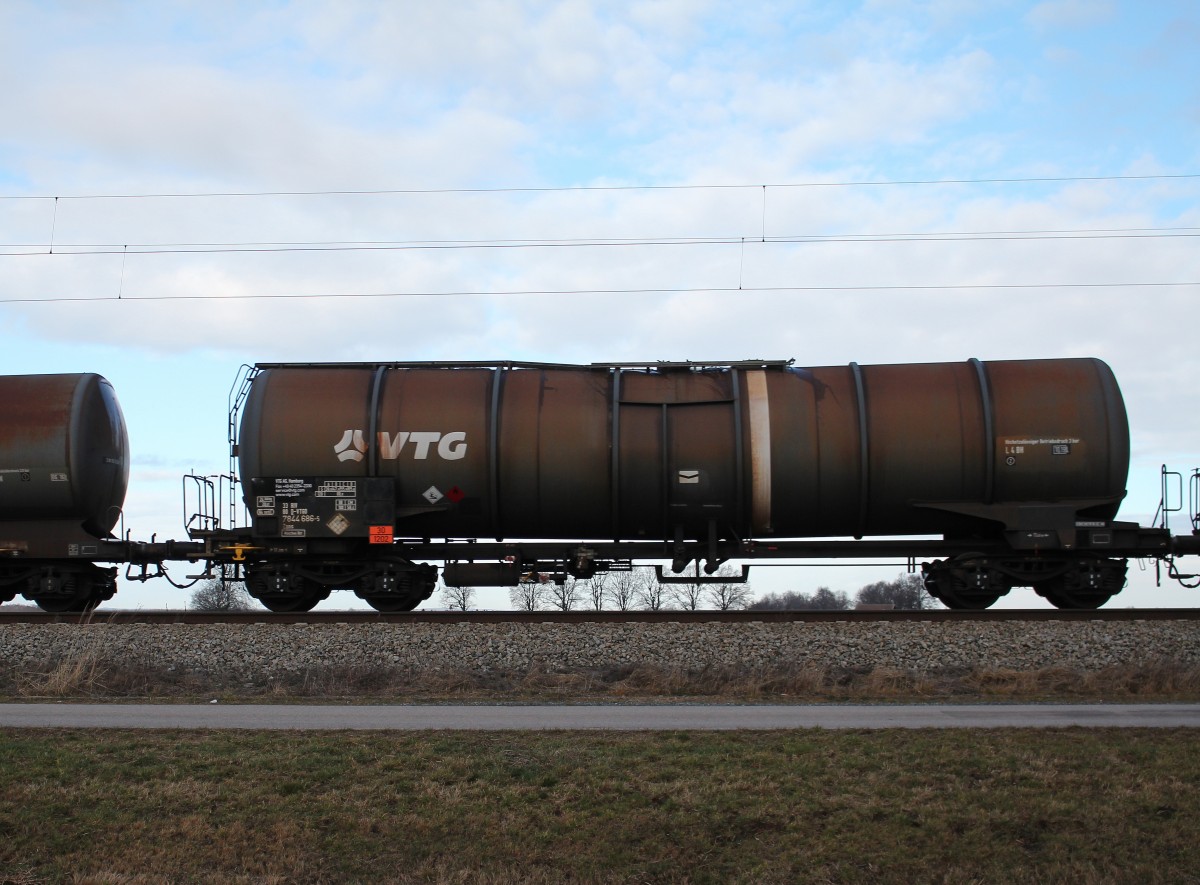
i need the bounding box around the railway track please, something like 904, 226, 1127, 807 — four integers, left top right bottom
2, 607, 1198, 625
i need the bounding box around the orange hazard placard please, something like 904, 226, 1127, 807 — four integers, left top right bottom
369, 526, 394, 545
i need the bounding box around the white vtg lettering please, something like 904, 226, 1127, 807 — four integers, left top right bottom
374, 431, 468, 460
334, 429, 468, 461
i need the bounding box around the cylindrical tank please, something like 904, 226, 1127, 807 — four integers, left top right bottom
0, 373, 130, 536
237, 358, 1129, 542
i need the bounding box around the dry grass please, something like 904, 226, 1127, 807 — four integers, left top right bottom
959, 662, 1200, 699
7, 655, 1200, 703
15, 651, 109, 697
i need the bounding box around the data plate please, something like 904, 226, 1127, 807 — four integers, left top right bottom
250, 477, 395, 540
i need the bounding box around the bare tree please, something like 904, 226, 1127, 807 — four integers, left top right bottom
663, 563, 749, 611
544, 576, 583, 611
809, 586, 851, 610
665, 562, 708, 611
855, 573, 937, 610
439, 582, 475, 611
705, 564, 752, 610
603, 569, 645, 611
508, 581, 545, 611
189, 574, 253, 611
583, 575, 606, 611
747, 586, 851, 611
636, 573, 669, 611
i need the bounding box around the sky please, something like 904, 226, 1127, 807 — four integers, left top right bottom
1, 0, 1198, 609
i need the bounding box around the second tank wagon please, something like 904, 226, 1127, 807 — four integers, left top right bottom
0, 373, 131, 610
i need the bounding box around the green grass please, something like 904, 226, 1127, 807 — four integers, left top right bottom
2, 728, 1198, 883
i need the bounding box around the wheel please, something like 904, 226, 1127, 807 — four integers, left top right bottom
258, 593, 323, 613
32, 579, 100, 613
1033, 582, 1111, 610
30, 568, 108, 613
927, 582, 1001, 611
362, 595, 422, 613
33, 594, 100, 614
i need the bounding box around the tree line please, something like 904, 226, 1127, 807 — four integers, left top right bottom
191, 567, 937, 611
448, 563, 755, 613
745, 573, 936, 611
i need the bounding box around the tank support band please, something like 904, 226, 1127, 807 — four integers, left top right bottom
367, 366, 387, 478
850, 362, 870, 539
745, 370, 772, 533
969, 358, 995, 505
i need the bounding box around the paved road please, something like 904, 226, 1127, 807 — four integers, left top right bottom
3, 703, 1199, 730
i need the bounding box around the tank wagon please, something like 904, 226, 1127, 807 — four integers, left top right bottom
0, 373, 199, 611
0, 373, 130, 611
178, 357, 1196, 612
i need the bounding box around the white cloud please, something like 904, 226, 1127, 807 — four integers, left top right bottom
4, 54, 532, 190
1, 2, 998, 196
1027, 0, 1117, 30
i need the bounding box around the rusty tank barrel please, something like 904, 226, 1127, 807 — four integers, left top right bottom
0, 373, 130, 537
236, 358, 1129, 546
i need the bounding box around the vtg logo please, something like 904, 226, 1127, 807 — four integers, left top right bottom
334, 430, 368, 462
334, 430, 468, 462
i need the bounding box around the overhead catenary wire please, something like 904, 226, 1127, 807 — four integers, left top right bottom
1, 226, 1198, 257
2, 281, 1196, 305
1, 171, 1198, 201
1, 173, 1193, 303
